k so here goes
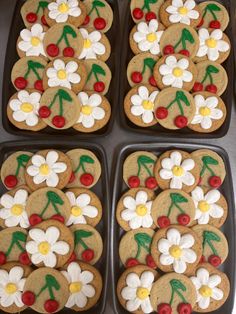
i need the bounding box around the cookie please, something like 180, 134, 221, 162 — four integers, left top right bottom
1, 151, 33, 190
66, 148, 101, 189
83, 59, 111, 95
130, 0, 165, 23
150, 273, 197, 314
117, 265, 159, 314
42, 58, 87, 93
25, 149, 72, 190
124, 84, 159, 127
151, 226, 202, 275
192, 61, 228, 96
26, 219, 74, 268
188, 92, 226, 133
82, 0, 113, 33
116, 188, 156, 231
7, 90, 47, 131
154, 87, 195, 129
190, 263, 230, 312
0, 263, 32, 314
73, 91, 111, 132
123, 151, 158, 189
26, 187, 71, 226
43, 23, 83, 59
154, 150, 200, 193
22, 267, 69, 313
61, 261, 103, 311
192, 224, 228, 267
20, 0, 49, 30
65, 188, 102, 227
70, 224, 103, 265
130, 19, 164, 55
39, 87, 81, 129
154, 54, 197, 91
119, 228, 156, 269
152, 189, 195, 228
191, 149, 226, 189
11, 56, 47, 91
160, 24, 200, 58
127, 53, 159, 87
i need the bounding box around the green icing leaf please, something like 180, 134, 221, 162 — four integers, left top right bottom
170, 193, 188, 204
170, 279, 186, 292
176, 91, 190, 106
138, 156, 155, 164
45, 275, 60, 291
13, 231, 27, 242
203, 231, 221, 242
58, 89, 72, 102
207, 3, 221, 11
144, 58, 156, 70
17, 154, 31, 163
74, 230, 93, 245
206, 65, 219, 74
182, 28, 194, 43
80, 155, 95, 164
39, 1, 49, 9
92, 64, 106, 76
202, 156, 219, 166
63, 25, 77, 38
93, 0, 106, 7
28, 60, 45, 69
47, 191, 64, 205
134, 233, 152, 247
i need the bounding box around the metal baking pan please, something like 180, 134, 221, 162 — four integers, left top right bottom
111, 142, 236, 314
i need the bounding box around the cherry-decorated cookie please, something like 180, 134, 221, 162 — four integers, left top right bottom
130, 0, 165, 24
20, 0, 50, 30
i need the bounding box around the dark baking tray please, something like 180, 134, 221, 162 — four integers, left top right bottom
119, 0, 234, 139
2, 0, 120, 138
111, 142, 236, 314
0, 139, 110, 314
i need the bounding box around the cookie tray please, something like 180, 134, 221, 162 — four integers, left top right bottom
0, 139, 110, 314
111, 142, 236, 314
119, 0, 234, 139
2, 0, 120, 138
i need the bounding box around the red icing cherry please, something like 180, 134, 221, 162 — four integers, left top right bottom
83, 15, 90, 25
80, 173, 94, 186
131, 71, 143, 83
41, 15, 48, 26
200, 255, 206, 263
19, 251, 31, 265
174, 115, 188, 128
52, 115, 65, 128
158, 303, 172, 314
34, 79, 44, 92
126, 258, 140, 268
149, 75, 157, 86
0, 252, 6, 265
145, 11, 156, 22
163, 45, 175, 55
82, 249, 94, 262
146, 254, 157, 269
94, 81, 105, 92
208, 255, 221, 267
69, 172, 76, 183
63, 47, 75, 57
177, 303, 192, 314
155, 107, 168, 119
128, 176, 140, 188
157, 216, 170, 228
197, 18, 204, 28
94, 17, 106, 30
4, 175, 18, 188
22, 291, 35, 306
26, 12, 37, 23
209, 176, 222, 188
29, 214, 43, 226
14, 77, 27, 89
179, 49, 190, 57
44, 299, 59, 313
68, 251, 77, 263
193, 82, 204, 92
209, 20, 221, 29
145, 177, 158, 189
51, 214, 65, 224
205, 84, 217, 94
177, 214, 190, 226
133, 8, 144, 20
39, 106, 51, 118
46, 44, 59, 57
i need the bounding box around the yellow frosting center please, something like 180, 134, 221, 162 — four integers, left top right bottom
142, 100, 154, 110
169, 245, 182, 258
5, 283, 17, 294
206, 38, 217, 48
71, 206, 82, 217
31, 36, 40, 46
38, 241, 51, 255
21, 102, 34, 113
84, 39, 92, 49
39, 164, 50, 175
172, 166, 184, 177
178, 6, 188, 15
198, 200, 210, 212
199, 285, 213, 298
146, 33, 157, 43
11, 204, 24, 216
199, 106, 211, 116
58, 3, 69, 13
136, 205, 148, 217
173, 67, 183, 77
81, 105, 93, 115
136, 287, 149, 300
57, 69, 67, 80
69, 281, 82, 293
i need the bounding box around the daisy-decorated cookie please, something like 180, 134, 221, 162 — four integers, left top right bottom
20, 0, 50, 30
154, 54, 197, 91
26, 220, 74, 268
7, 90, 46, 131
73, 91, 111, 133
151, 226, 202, 275
61, 261, 103, 311
190, 263, 230, 312
117, 265, 159, 314
188, 92, 226, 133
124, 85, 159, 127
65, 188, 102, 227
154, 150, 200, 193
25, 149, 72, 191
130, 19, 164, 56
116, 188, 156, 231
130, 0, 165, 24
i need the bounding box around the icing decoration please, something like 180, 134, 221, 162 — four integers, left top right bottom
79, 29, 105, 60
61, 262, 95, 308
0, 266, 26, 308
191, 95, 223, 129
72, 155, 94, 183
130, 86, 159, 124
74, 230, 94, 262
9, 90, 41, 127
26, 151, 67, 187
199, 155, 219, 179
201, 65, 219, 86
132, 0, 158, 20
200, 3, 222, 28
159, 151, 195, 189
159, 56, 193, 88
26, 1, 48, 24
191, 268, 223, 309
158, 228, 197, 273
39, 191, 64, 218
162, 91, 190, 118
161, 279, 188, 307
26, 226, 69, 267
166, 0, 199, 25
5, 231, 27, 257
77, 92, 105, 128
134, 233, 152, 261
48, 0, 81, 23
196, 29, 230, 61
191, 187, 223, 224
137, 155, 155, 177
18, 24, 46, 57
35, 274, 61, 302
166, 193, 188, 217
121, 271, 154, 313
133, 20, 164, 55
85, 1, 106, 30
52, 25, 77, 51
86, 63, 106, 91
202, 230, 220, 257
171, 28, 195, 52
0, 189, 29, 228
46, 59, 81, 89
